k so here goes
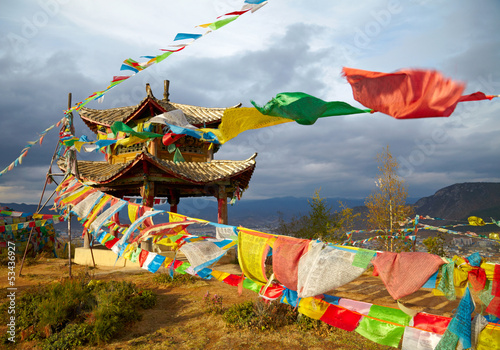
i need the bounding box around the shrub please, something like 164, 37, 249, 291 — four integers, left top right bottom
42, 323, 91, 350
252, 299, 298, 331
0, 278, 156, 346
37, 278, 92, 334
203, 291, 224, 315
222, 299, 298, 331
297, 314, 333, 337
222, 301, 255, 328
135, 289, 157, 309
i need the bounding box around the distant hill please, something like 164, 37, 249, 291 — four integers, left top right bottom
2, 182, 499, 231
414, 182, 500, 220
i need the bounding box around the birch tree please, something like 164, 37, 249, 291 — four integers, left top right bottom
365, 146, 414, 251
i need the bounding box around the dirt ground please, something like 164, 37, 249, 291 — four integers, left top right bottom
0, 257, 462, 350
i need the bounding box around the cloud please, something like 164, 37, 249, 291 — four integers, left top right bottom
0, 0, 499, 205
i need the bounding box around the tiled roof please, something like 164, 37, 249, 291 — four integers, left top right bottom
57, 152, 257, 189
78, 96, 241, 131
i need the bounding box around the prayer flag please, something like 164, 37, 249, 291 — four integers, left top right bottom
237, 229, 271, 285
320, 304, 362, 331
174, 33, 202, 41
342, 67, 487, 119
251, 92, 371, 125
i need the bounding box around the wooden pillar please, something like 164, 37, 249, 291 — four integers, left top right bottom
140, 177, 154, 252
217, 185, 228, 224
140, 161, 155, 207
168, 192, 180, 213
83, 230, 90, 249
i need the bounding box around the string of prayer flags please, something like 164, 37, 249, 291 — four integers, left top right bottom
63, 1, 265, 117
0, 118, 63, 177
342, 67, 497, 119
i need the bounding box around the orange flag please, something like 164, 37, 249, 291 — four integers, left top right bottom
342, 67, 494, 119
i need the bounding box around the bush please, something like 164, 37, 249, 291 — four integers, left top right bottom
297, 314, 333, 337
252, 299, 298, 331
37, 279, 92, 334
222, 299, 298, 331
0, 278, 156, 346
222, 300, 255, 328
135, 289, 157, 309
203, 291, 224, 315
42, 323, 91, 350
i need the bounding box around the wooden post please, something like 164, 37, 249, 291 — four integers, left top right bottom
168, 190, 179, 213
68, 214, 72, 277
140, 174, 154, 251
217, 185, 228, 224
67, 93, 73, 277
141, 181, 155, 208
83, 229, 90, 249
164, 80, 170, 101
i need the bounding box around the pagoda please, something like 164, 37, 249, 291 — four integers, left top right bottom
58, 82, 257, 225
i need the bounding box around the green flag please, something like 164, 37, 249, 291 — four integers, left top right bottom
111, 121, 163, 139
355, 305, 411, 348
251, 92, 372, 125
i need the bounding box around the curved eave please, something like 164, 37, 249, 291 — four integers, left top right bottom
58, 152, 257, 189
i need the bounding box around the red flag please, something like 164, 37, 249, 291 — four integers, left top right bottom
343, 67, 475, 119
320, 304, 362, 331
162, 133, 184, 146
458, 91, 496, 102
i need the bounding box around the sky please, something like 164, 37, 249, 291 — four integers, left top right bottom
0, 0, 499, 206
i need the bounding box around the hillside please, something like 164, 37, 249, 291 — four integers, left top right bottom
414, 182, 500, 220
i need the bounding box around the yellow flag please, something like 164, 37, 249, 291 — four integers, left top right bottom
211, 270, 231, 282
199, 107, 292, 144
477, 324, 500, 350
238, 228, 272, 285
298, 297, 330, 320
468, 216, 486, 226
116, 136, 145, 147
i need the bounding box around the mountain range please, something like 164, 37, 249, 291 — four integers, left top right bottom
2, 182, 500, 232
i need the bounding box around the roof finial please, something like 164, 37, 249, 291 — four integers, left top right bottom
164, 80, 170, 101
146, 83, 153, 97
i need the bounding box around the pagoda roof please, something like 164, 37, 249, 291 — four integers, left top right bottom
57, 151, 257, 195
78, 95, 240, 132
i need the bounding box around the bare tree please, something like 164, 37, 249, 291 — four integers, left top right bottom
365, 146, 414, 251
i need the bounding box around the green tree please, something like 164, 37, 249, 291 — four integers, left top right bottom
275, 189, 358, 243
365, 146, 414, 251
423, 233, 447, 256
